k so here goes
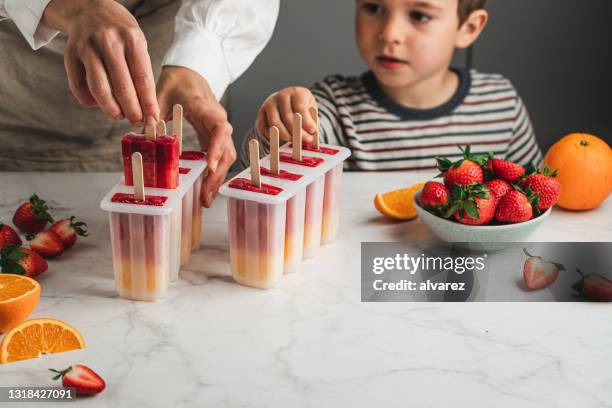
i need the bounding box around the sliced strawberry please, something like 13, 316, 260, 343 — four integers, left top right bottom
0, 222, 22, 250
27, 230, 65, 258
0, 244, 48, 277
50, 364, 106, 396
522, 248, 565, 290
12, 194, 53, 233
445, 183, 496, 225
491, 159, 525, 182
419, 181, 449, 211
572, 269, 612, 301
50, 217, 89, 249
485, 179, 512, 206
436, 146, 485, 188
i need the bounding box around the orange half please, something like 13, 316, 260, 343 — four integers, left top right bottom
374, 182, 426, 220
0, 274, 41, 333
0, 318, 85, 364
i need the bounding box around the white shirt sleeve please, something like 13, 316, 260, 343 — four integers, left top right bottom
0, 0, 60, 50
162, 0, 280, 100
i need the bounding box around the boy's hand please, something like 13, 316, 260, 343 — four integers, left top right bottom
257, 87, 318, 143
157, 66, 235, 208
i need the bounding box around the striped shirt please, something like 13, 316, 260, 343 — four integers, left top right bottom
240, 69, 543, 171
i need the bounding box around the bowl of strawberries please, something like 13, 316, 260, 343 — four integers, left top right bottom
414, 146, 560, 251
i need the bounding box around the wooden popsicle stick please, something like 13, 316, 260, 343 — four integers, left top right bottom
131, 152, 145, 201
270, 126, 280, 176
309, 107, 320, 150
249, 139, 261, 188
156, 119, 166, 136
144, 121, 156, 141
172, 104, 183, 153
292, 113, 302, 162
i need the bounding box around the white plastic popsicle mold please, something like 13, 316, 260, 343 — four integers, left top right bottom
100, 158, 207, 300
219, 142, 350, 284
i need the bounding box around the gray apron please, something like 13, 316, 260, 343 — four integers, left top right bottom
0, 0, 199, 171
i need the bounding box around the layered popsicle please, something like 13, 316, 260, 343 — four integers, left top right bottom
121, 133, 179, 189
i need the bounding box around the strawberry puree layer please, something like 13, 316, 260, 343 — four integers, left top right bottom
122, 133, 179, 189
111, 193, 167, 206
260, 167, 303, 181
289, 143, 340, 155
179, 167, 191, 174
229, 178, 283, 196
180, 151, 205, 160
279, 152, 324, 168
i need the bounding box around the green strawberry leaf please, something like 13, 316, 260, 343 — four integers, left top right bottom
464, 202, 479, 219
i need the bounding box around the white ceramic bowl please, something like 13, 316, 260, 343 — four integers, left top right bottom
414, 191, 551, 251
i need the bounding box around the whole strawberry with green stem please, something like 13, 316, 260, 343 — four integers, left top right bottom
521, 164, 561, 211
0, 244, 48, 277
436, 145, 486, 188
50, 216, 89, 249
12, 194, 54, 233
495, 188, 539, 224
419, 181, 449, 215
444, 183, 496, 225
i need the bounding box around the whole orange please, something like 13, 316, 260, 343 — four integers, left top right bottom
542, 133, 611, 210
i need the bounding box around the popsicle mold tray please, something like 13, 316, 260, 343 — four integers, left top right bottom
100, 156, 206, 301
219, 143, 350, 290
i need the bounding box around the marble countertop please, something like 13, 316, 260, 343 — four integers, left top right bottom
1, 171, 611, 408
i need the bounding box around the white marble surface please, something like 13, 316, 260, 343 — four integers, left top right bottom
0, 171, 611, 408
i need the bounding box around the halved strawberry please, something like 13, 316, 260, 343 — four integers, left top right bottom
27, 230, 65, 258
50, 364, 106, 396
0, 222, 22, 250
12, 194, 53, 233
0, 244, 48, 277
572, 269, 612, 301
445, 183, 496, 225
523, 248, 565, 290
436, 146, 485, 188
50, 217, 89, 249
490, 158, 525, 182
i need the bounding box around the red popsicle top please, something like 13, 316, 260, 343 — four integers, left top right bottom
228, 178, 283, 196
279, 152, 324, 167
260, 167, 303, 181
111, 193, 168, 206
180, 151, 205, 160
289, 143, 339, 155
179, 167, 191, 174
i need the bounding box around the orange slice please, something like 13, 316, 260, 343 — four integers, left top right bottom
0, 274, 41, 333
374, 182, 426, 220
0, 318, 85, 364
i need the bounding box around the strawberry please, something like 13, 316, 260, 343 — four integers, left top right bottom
50, 217, 89, 249
27, 230, 65, 258
0, 222, 22, 250
485, 179, 512, 206
12, 194, 53, 233
419, 181, 449, 210
572, 269, 612, 301
521, 166, 561, 210
0, 244, 48, 277
495, 190, 534, 223
436, 146, 485, 188
50, 365, 106, 396
490, 158, 525, 182
445, 183, 496, 225
522, 248, 565, 290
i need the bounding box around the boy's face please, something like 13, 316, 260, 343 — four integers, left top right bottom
356, 0, 464, 89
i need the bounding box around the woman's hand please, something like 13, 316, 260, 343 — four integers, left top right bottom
42, 0, 159, 125
257, 87, 318, 143
157, 66, 235, 208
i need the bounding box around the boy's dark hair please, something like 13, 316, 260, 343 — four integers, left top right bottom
458, 0, 486, 24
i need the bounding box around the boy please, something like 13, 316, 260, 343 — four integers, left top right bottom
240, 0, 542, 171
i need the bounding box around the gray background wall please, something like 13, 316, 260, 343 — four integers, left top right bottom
227, 0, 611, 159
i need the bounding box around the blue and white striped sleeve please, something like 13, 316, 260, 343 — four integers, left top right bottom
505, 94, 543, 167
